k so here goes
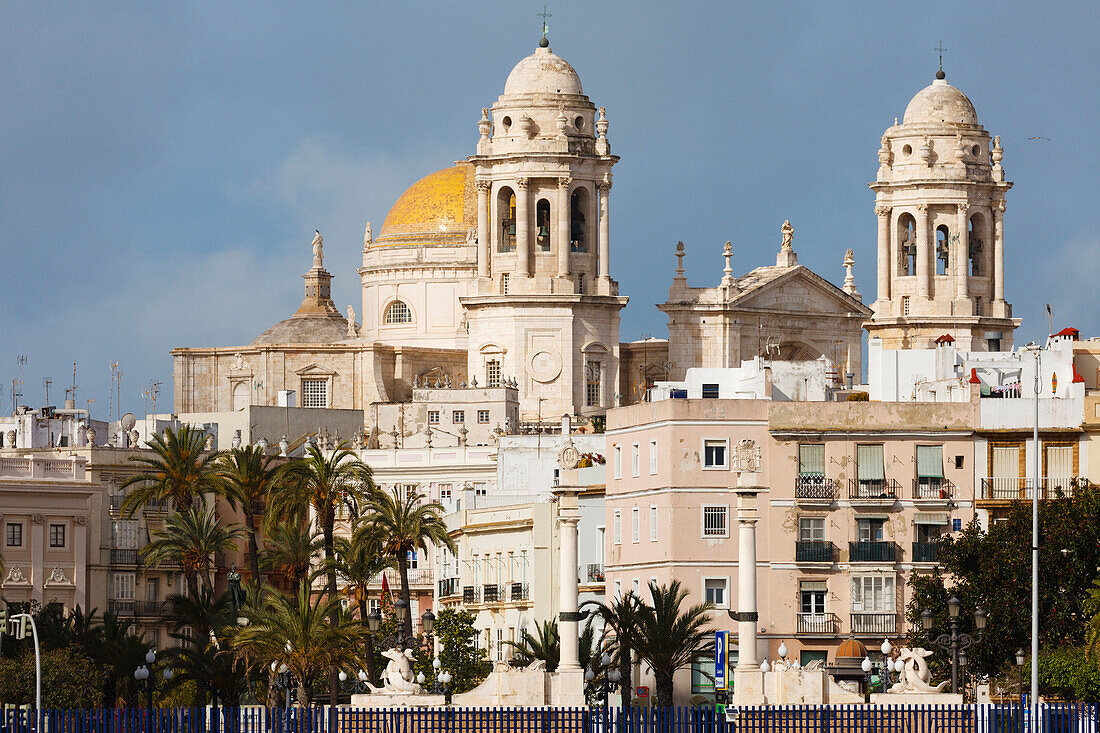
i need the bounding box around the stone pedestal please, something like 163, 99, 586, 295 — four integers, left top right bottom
870, 692, 963, 705
550, 668, 587, 707
733, 667, 766, 706
349, 693, 446, 708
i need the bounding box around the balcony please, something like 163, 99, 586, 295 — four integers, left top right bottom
509, 582, 529, 602
109, 495, 126, 512
913, 478, 954, 503
849, 541, 896, 563
133, 600, 168, 617
795, 476, 838, 505
482, 584, 502, 604
107, 600, 134, 616
851, 613, 897, 635
848, 479, 900, 503
797, 613, 839, 635
462, 586, 475, 604
912, 542, 940, 564
438, 577, 459, 598
142, 498, 170, 516
586, 564, 605, 583
978, 477, 1088, 502
795, 541, 835, 564
110, 548, 140, 565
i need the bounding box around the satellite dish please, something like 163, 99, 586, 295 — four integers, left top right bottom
121, 413, 136, 431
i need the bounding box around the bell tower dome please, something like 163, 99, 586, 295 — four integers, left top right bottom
866, 70, 1020, 352
461, 39, 627, 422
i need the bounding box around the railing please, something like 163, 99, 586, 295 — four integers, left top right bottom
795, 541, 834, 563
483, 584, 501, 603
133, 600, 168, 616
848, 478, 900, 500
849, 541, 896, 563
912, 542, 940, 563
107, 600, 135, 616
796, 612, 839, 635
372, 567, 434, 586
914, 477, 954, 499
851, 612, 897, 635
462, 586, 475, 604
795, 476, 838, 501
979, 477, 1088, 500
438, 577, 459, 598
586, 563, 604, 583
110, 548, 140, 565
143, 498, 170, 514
109, 494, 126, 511
510, 582, 529, 602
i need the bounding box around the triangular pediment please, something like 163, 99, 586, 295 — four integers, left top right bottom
730, 266, 872, 316
293, 363, 338, 377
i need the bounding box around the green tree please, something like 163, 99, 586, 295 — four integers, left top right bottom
507, 620, 560, 671
217, 444, 285, 585
633, 580, 714, 708
142, 502, 244, 599
120, 424, 222, 515
430, 608, 490, 694
907, 482, 1100, 681
357, 486, 455, 641
260, 522, 323, 589
0, 646, 104, 709
582, 591, 643, 710
1032, 646, 1100, 701
1086, 579, 1100, 659
232, 582, 368, 707
328, 534, 392, 684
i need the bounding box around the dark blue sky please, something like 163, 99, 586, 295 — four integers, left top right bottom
2, 1, 1096, 418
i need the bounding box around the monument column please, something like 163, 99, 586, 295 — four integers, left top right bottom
558, 503, 581, 671
516, 178, 531, 276
916, 204, 931, 299
993, 200, 1006, 303
557, 177, 572, 278
955, 203, 970, 300
597, 180, 611, 281
875, 204, 891, 302
477, 180, 491, 277
732, 485, 765, 705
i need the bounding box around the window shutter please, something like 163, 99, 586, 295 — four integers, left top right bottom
799, 444, 825, 476
916, 445, 944, 478
857, 445, 885, 480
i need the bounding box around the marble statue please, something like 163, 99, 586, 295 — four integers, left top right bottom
366, 647, 422, 694
888, 648, 949, 694
363, 222, 373, 248
311, 230, 324, 268
466, 227, 477, 246
781, 220, 794, 252
347, 305, 358, 337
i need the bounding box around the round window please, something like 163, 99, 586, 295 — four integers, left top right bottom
502, 116, 512, 129
574, 116, 584, 130
971, 144, 981, 156
902, 144, 913, 155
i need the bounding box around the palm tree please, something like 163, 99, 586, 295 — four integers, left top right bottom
120, 424, 221, 515
329, 534, 392, 684
217, 445, 285, 585
142, 501, 244, 599
632, 580, 714, 708
270, 442, 373, 707
260, 523, 323, 589
162, 588, 249, 707
93, 611, 150, 707
232, 582, 368, 706
582, 591, 643, 710
507, 620, 560, 671
357, 485, 456, 641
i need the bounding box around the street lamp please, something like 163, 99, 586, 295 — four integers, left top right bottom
919, 596, 986, 695
585, 652, 622, 708
1015, 648, 1026, 701
270, 661, 293, 708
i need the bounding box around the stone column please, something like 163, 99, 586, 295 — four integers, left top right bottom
916, 204, 931, 299
476, 180, 490, 278
74, 517, 87, 609
597, 180, 611, 281
558, 501, 581, 672
955, 203, 970, 300
30, 514, 44, 603
732, 487, 765, 705
875, 204, 890, 302
516, 178, 531, 277
557, 177, 572, 278
993, 201, 1006, 303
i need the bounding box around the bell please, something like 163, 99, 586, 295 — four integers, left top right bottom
538, 225, 550, 238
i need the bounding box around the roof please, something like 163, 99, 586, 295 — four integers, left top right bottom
503, 46, 583, 96
251, 313, 349, 345
1053, 327, 1080, 338
374, 163, 477, 247
903, 78, 979, 126
934, 334, 956, 344
836, 638, 868, 659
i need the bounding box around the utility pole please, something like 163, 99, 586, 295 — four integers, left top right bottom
43, 377, 51, 407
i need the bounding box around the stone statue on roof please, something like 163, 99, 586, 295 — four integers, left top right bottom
312, 230, 324, 268
781, 220, 794, 252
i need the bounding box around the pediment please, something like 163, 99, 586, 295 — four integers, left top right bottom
293, 364, 338, 377
731, 267, 872, 317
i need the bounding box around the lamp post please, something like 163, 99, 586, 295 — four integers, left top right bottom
920, 596, 987, 695
585, 652, 622, 708
1015, 648, 1026, 703
270, 662, 293, 708
134, 649, 171, 728
367, 601, 436, 653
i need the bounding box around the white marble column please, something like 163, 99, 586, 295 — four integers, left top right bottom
558, 498, 581, 671
74, 517, 87, 609
916, 204, 931, 299
31, 515, 44, 603
993, 201, 1006, 303
516, 178, 531, 277
732, 486, 765, 706
955, 203, 970, 300
476, 181, 490, 278
597, 180, 611, 281
557, 177, 571, 278
875, 204, 890, 302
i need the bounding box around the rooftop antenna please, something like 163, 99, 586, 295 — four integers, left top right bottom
1045, 304, 1053, 338
934, 41, 947, 79
43, 377, 52, 408
538, 4, 551, 46
71, 361, 77, 405
13, 355, 26, 413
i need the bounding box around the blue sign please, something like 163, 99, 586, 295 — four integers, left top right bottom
715, 631, 728, 690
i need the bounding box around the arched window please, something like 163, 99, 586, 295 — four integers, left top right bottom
968, 214, 984, 276
536, 199, 551, 252
935, 225, 950, 275
897, 214, 917, 276
384, 300, 412, 325
570, 189, 588, 252
498, 187, 516, 253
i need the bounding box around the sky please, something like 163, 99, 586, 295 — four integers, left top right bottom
2, 1, 1097, 420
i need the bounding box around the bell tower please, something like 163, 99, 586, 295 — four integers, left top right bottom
866, 69, 1020, 352
461, 38, 627, 421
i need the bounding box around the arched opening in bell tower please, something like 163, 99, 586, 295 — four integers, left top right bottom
536, 199, 552, 252
898, 213, 917, 276
498, 187, 516, 252
935, 225, 950, 275
570, 189, 588, 252
968, 213, 985, 276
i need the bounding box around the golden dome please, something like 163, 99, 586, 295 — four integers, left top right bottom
374, 163, 477, 248
836, 638, 868, 659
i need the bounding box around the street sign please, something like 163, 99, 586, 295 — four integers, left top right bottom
636, 686, 649, 698
715, 631, 728, 690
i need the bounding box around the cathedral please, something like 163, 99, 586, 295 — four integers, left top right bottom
170, 38, 1017, 437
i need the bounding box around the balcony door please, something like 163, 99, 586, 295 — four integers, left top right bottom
991, 445, 1021, 498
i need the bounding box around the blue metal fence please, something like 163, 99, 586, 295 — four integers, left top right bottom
1, 703, 1096, 733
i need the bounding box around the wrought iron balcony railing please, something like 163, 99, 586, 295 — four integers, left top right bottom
795, 476, 838, 502
849, 541, 896, 563
848, 478, 900, 500
795, 541, 834, 563
850, 613, 897, 635
797, 612, 839, 635
914, 477, 954, 500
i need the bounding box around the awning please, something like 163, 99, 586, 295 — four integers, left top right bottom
914, 512, 950, 525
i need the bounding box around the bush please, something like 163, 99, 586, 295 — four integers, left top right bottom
0, 646, 104, 709
1032, 646, 1100, 702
